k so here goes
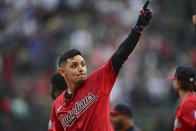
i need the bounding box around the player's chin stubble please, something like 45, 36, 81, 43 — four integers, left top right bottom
78, 79, 86, 86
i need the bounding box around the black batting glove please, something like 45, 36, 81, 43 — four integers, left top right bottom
134, 1, 152, 32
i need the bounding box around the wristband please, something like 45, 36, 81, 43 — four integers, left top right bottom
133, 26, 142, 33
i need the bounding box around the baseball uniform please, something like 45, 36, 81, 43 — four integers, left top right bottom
174, 93, 196, 131
51, 29, 141, 131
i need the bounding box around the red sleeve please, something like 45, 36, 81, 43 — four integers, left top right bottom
51, 103, 64, 131
181, 101, 195, 128
89, 59, 117, 96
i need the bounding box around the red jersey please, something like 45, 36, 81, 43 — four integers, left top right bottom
174, 93, 196, 131
52, 59, 116, 131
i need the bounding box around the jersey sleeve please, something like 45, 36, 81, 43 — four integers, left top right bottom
181, 101, 196, 128
51, 103, 64, 131
89, 58, 117, 96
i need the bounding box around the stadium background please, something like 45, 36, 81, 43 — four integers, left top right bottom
0, 0, 195, 130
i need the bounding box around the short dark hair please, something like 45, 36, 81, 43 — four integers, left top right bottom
58, 49, 82, 67
50, 72, 67, 91
179, 80, 196, 92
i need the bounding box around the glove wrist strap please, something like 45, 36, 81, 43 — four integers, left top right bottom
133, 26, 142, 33
135, 25, 144, 31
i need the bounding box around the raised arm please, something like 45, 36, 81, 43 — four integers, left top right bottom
111, 1, 152, 75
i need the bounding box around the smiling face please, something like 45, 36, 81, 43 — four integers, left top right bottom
59, 55, 87, 87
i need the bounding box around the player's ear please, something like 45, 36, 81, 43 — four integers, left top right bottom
176, 79, 181, 88
58, 68, 65, 77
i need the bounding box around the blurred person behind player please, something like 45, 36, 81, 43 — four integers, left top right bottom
193, 15, 196, 42
48, 72, 67, 131
168, 66, 196, 131
110, 104, 141, 131
52, 1, 152, 130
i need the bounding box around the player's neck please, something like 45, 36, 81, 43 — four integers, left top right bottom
67, 82, 81, 94
179, 90, 194, 101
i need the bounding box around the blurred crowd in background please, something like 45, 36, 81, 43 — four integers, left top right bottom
0, 0, 195, 131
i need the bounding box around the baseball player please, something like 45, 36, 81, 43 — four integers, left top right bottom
51, 1, 152, 130
48, 72, 67, 131
168, 66, 196, 131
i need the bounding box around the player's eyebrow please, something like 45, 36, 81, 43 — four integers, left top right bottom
70, 61, 78, 65
71, 59, 85, 64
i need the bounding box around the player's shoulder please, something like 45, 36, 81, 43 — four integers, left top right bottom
52, 91, 66, 115
184, 94, 196, 103
180, 94, 196, 110
88, 59, 111, 77
53, 91, 65, 106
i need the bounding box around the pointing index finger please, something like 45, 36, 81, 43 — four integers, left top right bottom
143, 1, 149, 10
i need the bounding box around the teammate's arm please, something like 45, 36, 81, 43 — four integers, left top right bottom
111, 1, 152, 75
